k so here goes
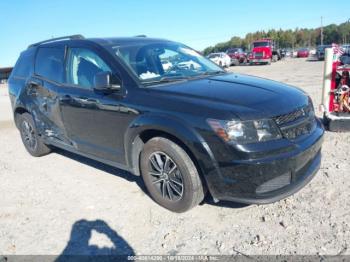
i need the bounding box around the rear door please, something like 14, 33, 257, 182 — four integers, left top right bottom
30, 46, 68, 142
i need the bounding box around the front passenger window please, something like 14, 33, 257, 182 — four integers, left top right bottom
66, 48, 112, 89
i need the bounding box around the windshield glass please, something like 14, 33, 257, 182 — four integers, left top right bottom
227, 48, 238, 53
253, 42, 270, 48
109, 42, 224, 85
208, 53, 220, 58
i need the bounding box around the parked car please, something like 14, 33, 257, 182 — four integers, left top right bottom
161, 60, 172, 70
309, 48, 316, 55
316, 45, 332, 60
176, 60, 201, 70
9, 35, 324, 212
207, 52, 231, 67
297, 48, 309, 58
246, 51, 252, 63
340, 53, 350, 66
342, 44, 350, 55
226, 48, 247, 64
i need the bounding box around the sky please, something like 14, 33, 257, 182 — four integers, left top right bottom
0, 0, 349, 67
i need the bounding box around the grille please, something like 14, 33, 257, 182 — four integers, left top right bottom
256, 172, 291, 194
274, 107, 306, 126
254, 52, 264, 58
274, 103, 316, 140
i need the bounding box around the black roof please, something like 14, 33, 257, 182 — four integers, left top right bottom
87, 37, 174, 46
28, 35, 173, 49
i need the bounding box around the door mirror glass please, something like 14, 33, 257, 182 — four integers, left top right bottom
94, 71, 121, 92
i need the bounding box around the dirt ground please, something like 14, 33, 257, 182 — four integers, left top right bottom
0, 58, 349, 256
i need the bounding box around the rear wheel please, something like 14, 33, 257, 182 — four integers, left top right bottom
17, 113, 51, 157
140, 137, 204, 212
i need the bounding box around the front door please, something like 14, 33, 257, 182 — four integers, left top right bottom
59, 47, 131, 163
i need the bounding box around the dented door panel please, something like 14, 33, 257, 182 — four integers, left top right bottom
26, 78, 69, 143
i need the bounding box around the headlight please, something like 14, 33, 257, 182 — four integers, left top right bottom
207, 119, 282, 144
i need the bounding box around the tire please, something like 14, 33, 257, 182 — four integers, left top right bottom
17, 113, 51, 157
140, 137, 205, 213
272, 55, 278, 62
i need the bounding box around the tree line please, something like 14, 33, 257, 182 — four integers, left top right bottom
203, 21, 350, 55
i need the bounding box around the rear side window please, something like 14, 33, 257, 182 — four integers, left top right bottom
11, 50, 34, 78
35, 47, 65, 83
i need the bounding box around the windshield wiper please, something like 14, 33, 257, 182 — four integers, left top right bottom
142, 76, 188, 86
201, 70, 226, 76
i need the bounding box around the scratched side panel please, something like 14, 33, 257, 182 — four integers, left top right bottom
29, 80, 69, 144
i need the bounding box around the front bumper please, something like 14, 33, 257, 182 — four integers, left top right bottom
206, 120, 324, 204
250, 58, 270, 63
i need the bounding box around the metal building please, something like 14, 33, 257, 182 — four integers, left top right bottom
0, 67, 13, 84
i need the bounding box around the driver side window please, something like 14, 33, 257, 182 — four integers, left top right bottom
66, 48, 112, 89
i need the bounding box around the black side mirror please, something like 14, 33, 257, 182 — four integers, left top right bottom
94, 71, 121, 92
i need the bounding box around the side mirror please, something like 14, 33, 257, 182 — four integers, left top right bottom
94, 71, 121, 92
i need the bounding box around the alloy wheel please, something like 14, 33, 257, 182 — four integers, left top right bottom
21, 120, 37, 151
148, 151, 184, 201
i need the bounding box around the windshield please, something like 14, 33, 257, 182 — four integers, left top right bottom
227, 48, 238, 53
253, 42, 270, 48
109, 41, 224, 85
208, 53, 220, 58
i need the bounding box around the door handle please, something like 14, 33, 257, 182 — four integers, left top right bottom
59, 95, 72, 102
28, 79, 43, 87
75, 97, 98, 103
26, 79, 43, 95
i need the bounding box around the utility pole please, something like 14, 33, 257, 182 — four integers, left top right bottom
347, 18, 350, 44
320, 16, 324, 45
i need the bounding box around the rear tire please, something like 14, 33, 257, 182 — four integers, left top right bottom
140, 137, 204, 212
17, 113, 51, 157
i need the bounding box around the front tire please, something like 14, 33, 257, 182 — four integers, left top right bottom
140, 137, 205, 212
18, 113, 51, 157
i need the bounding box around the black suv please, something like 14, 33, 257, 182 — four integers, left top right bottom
9, 35, 324, 212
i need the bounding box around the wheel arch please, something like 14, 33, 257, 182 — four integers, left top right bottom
124, 115, 217, 192
13, 106, 29, 128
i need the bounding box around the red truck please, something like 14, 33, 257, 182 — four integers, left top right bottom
249, 38, 281, 65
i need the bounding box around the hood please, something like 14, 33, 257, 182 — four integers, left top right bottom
149, 73, 308, 120
252, 47, 270, 53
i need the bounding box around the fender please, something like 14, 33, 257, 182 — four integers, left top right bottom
124, 113, 222, 184
11, 86, 32, 127
12, 86, 42, 131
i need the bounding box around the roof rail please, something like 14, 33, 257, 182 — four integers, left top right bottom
134, 35, 147, 37
28, 34, 85, 48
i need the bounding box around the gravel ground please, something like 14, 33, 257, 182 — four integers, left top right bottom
0, 58, 349, 256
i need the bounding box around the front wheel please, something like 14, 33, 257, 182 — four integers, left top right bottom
140, 137, 205, 212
